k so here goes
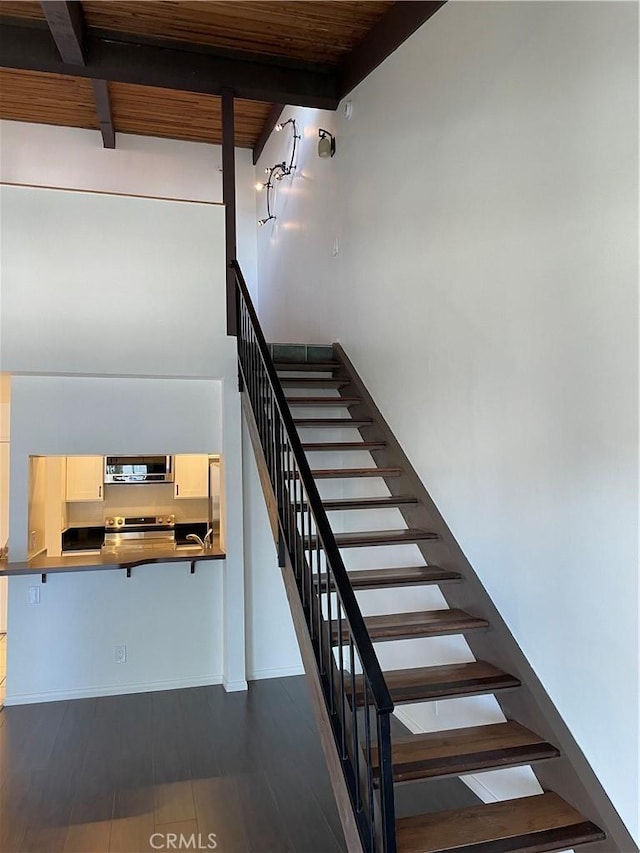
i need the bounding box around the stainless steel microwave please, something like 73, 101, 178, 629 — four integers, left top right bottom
104, 456, 174, 484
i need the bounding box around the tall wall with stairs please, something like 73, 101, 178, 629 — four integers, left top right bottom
253, 1, 638, 842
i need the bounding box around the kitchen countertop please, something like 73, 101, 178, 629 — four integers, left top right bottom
0, 543, 225, 577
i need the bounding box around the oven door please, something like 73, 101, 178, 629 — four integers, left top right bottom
104, 456, 173, 484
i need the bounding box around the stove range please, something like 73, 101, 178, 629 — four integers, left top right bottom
103, 515, 176, 552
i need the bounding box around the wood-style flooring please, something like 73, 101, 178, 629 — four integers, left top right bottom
0, 676, 479, 852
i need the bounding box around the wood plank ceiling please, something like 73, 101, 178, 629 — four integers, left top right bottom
0, 1, 394, 148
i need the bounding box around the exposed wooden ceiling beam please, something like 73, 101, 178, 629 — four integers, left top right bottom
338, 0, 447, 98
250, 2, 446, 167
40, 1, 84, 65
91, 78, 115, 149
38, 2, 115, 148
252, 104, 284, 166
221, 89, 237, 335
0, 20, 340, 109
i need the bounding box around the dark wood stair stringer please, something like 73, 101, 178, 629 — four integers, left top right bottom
332, 342, 633, 853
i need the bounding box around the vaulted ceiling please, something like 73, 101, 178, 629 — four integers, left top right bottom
0, 1, 444, 156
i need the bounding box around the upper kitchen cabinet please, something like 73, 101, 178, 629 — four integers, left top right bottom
66, 456, 104, 502
174, 454, 209, 499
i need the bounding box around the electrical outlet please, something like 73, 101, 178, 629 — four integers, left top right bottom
30, 530, 37, 550
28, 586, 40, 605
115, 644, 127, 664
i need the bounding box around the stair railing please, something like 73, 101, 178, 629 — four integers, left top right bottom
233, 261, 396, 853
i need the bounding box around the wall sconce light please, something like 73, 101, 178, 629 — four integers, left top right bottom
318, 128, 336, 158
257, 118, 300, 226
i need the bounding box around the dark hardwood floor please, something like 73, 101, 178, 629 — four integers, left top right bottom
0, 676, 479, 852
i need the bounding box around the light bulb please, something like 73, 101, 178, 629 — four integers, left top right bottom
255, 182, 263, 191
265, 167, 271, 174
275, 123, 283, 132
257, 219, 265, 226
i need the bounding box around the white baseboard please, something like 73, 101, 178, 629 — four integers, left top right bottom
247, 664, 305, 681
4, 674, 224, 706
223, 679, 248, 692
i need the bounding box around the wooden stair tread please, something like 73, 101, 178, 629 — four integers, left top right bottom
302, 441, 387, 451
311, 467, 403, 478
322, 495, 418, 509
286, 396, 361, 405
280, 377, 348, 388
348, 565, 462, 588
314, 528, 437, 548
350, 661, 521, 705
314, 566, 462, 589
396, 792, 604, 853
274, 360, 340, 370
314, 566, 462, 590
294, 418, 373, 428
372, 721, 559, 783
333, 609, 488, 643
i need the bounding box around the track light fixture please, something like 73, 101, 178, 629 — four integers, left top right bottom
257, 118, 300, 226
318, 128, 336, 158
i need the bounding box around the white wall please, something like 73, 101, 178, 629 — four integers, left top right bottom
0, 184, 229, 377
0, 178, 250, 698
0, 126, 297, 699
4, 374, 228, 704
0, 121, 258, 301
0, 374, 10, 631
255, 0, 638, 841
66, 482, 209, 526
7, 565, 224, 704
242, 416, 303, 680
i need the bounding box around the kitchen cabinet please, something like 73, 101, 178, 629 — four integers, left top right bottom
174, 454, 209, 499
66, 455, 104, 502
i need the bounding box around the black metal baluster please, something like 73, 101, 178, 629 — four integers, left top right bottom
285, 436, 292, 544
233, 264, 396, 853
349, 639, 361, 812
308, 509, 316, 641
337, 603, 347, 759
306, 501, 313, 633
363, 678, 375, 850
316, 539, 324, 672
278, 420, 285, 518
326, 561, 335, 715
377, 711, 396, 853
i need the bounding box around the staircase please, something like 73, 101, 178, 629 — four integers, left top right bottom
233, 263, 633, 853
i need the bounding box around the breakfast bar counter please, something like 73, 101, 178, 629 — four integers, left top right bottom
0, 544, 225, 578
